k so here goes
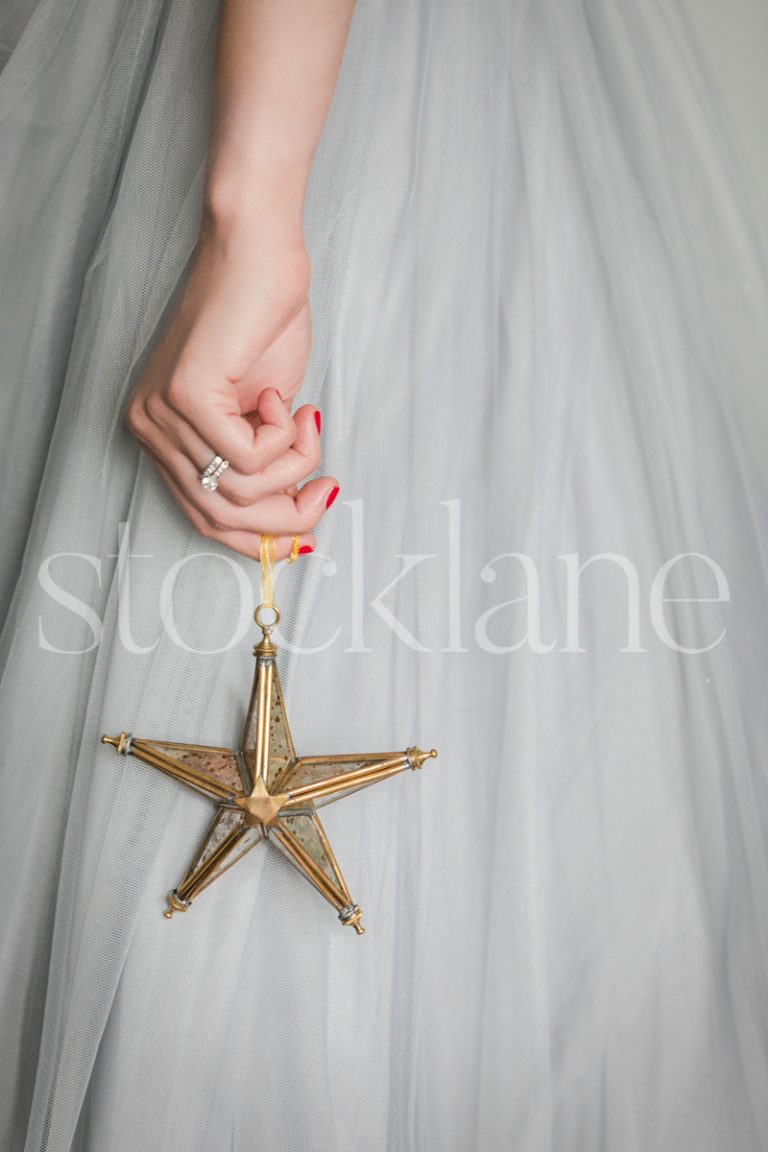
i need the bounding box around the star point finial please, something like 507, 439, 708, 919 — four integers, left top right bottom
406, 746, 438, 770
339, 904, 365, 934
102, 732, 132, 755
164, 890, 191, 918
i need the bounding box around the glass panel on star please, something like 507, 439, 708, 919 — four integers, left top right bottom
279, 814, 344, 890
140, 740, 245, 794
240, 665, 296, 789
184, 808, 244, 876
179, 809, 266, 898
271, 813, 348, 905
282, 754, 406, 808
192, 825, 266, 898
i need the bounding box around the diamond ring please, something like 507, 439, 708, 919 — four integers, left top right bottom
200, 454, 229, 493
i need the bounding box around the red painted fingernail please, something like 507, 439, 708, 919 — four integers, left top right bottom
325, 485, 339, 509
298, 545, 313, 555
314, 410, 322, 434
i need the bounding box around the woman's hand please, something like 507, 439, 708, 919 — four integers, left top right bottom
127, 0, 357, 563
125, 219, 338, 562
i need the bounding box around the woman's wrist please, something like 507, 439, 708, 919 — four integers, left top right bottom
193, 182, 311, 335
200, 168, 310, 284
203, 150, 308, 239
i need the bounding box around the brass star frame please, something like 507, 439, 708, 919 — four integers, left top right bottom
102, 606, 437, 933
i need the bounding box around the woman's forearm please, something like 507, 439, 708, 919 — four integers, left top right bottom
203, 0, 356, 244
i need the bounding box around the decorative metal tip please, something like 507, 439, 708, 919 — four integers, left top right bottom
406, 746, 439, 770
101, 732, 133, 756
339, 904, 364, 934
164, 890, 191, 919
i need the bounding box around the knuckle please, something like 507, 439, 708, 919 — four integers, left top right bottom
144, 392, 165, 424
195, 504, 222, 531
202, 512, 231, 533
215, 481, 247, 507
303, 445, 321, 475
124, 400, 145, 438
165, 373, 191, 413
123, 398, 140, 430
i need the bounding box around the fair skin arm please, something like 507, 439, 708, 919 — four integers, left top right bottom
126, 0, 357, 562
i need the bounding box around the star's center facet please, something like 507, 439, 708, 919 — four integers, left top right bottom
235, 778, 288, 827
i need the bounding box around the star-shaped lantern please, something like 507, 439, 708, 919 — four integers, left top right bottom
102, 605, 437, 933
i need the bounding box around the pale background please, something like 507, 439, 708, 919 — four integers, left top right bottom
682, 0, 768, 245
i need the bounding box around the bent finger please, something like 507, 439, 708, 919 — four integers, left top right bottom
214, 403, 322, 505
153, 459, 317, 563
166, 380, 296, 475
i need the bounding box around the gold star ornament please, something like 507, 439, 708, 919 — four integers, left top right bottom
102, 603, 437, 934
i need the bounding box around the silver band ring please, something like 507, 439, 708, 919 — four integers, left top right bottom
200, 454, 230, 493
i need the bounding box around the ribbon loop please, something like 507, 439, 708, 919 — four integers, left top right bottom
259, 533, 276, 609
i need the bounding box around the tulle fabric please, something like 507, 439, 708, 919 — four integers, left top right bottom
1, 1, 767, 1150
